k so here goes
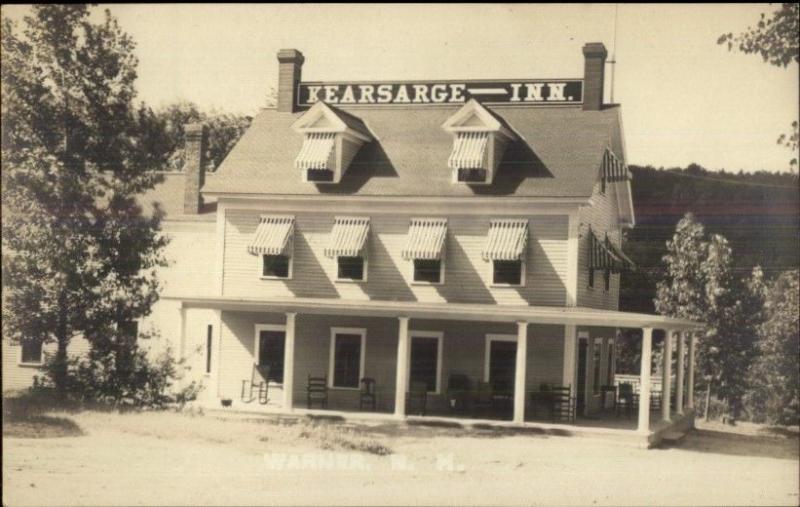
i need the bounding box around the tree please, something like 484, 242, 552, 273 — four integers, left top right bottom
654, 213, 759, 421
1, 5, 167, 392
136, 101, 253, 172
718, 3, 800, 172
745, 270, 800, 425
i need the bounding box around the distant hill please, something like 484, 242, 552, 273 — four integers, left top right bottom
620, 164, 799, 313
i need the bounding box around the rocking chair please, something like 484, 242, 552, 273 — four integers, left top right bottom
241, 364, 270, 405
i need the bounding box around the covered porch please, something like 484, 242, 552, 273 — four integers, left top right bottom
170, 295, 701, 447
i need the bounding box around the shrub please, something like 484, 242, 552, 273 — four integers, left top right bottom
41, 341, 202, 409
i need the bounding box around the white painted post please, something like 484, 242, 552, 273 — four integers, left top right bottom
283, 312, 296, 410
394, 316, 410, 417
662, 330, 673, 421
687, 333, 697, 409
638, 327, 653, 433
562, 325, 577, 397
178, 306, 187, 389
675, 331, 686, 415
514, 321, 529, 424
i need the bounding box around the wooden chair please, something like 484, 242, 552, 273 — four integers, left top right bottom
359, 377, 377, 411
306, 374, 328, 409
446, 374, 472, 414
616, 382, 637, 418
549, 384, 575, 423
407, 381, 428, 416
241, 364, 270, 405
471, 381, 494, 417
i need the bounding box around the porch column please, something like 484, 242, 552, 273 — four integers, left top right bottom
637, 327, 654, 433
662, 330, 673, 421
283, 312, 296, 410
394, 316, 410, 417
675, 330, 686, 415
687, 332, 697, 409
513, 321, 529, 424
562, 325, 577, 396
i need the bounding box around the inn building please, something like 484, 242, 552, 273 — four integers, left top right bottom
3, 43, 701, 446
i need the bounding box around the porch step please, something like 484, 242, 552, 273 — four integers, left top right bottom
660, 430, 687, 444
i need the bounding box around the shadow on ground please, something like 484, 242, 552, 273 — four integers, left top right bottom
666, 429, 799, 460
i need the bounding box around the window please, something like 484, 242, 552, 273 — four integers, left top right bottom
592, 338, 602, 394
337, 256, 365, 281
409, 332, 443, 394
329, 329, 366, 389
206, 325, 213, 374
19, 339, 43, 366
413, 259, 443, 284
603, 269, 610, 292
255, 325, 286, 383
262, 254, 291, 279
492, 259, 524, 286
606, 340, 614, 385
588, 268, 595, 289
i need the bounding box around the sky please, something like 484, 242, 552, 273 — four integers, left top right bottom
3, 4, 798, 173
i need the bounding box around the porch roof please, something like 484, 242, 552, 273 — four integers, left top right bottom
165, 294, 701, 331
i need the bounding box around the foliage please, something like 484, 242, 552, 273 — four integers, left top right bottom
621, 164, 799, 314
654, 213, 760, 419
1, 5, 167, 391
136, 101, 253, 172
717, 3, 799, 171
717, 3, 799, 67
41, 334, 202, 409
744, 270, 800, 425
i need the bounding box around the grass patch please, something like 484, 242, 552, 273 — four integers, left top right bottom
3, 415, 83, 438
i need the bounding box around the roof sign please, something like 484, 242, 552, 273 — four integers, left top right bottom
297, 80, 583, 107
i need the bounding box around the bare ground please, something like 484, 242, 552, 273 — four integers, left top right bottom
3, 409, 798, 506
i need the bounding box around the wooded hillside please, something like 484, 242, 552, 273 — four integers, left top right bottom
621, 164, 799, 313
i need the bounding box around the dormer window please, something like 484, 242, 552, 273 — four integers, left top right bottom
292, 102, 372, 184
442, 99, 517, 185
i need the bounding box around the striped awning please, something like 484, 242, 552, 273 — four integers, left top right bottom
324, 217, 370, 258
401, 218, 448, 260
247, 215, 295, 256
295, 132, 336, 171
602, 149, 629, 183
447, 132, 489, 170
589, 230, 635, 273
482, 219, 529, 261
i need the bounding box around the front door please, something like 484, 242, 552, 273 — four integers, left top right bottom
258, 329, 286, 383
488, 339, 517, 396
576, 338, 588, 414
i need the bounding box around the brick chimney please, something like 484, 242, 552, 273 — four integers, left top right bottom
277, 49, 304, 113
582, 42, 607, 111
183, 122, 206, 215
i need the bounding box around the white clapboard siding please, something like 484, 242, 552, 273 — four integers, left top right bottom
577, 179, 622, 310
223, 209, 568, 306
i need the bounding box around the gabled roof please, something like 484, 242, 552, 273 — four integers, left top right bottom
203, 104, 625, 198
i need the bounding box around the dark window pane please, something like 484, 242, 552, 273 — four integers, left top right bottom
337, 256, 364, 281
410, 337, 439, 392
489, 340, 516, 394
206, 325, 213, 374
259, 330, 286, 383
263, 255, 290, 278
413, 259, 441, 283
603, 269, 610, 291
606, 343, 614, 385
21, 340, 43, 364
493, 260, 522, 285
307, 168, 334, 182
333, 333, 361, 388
